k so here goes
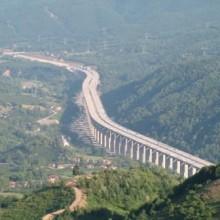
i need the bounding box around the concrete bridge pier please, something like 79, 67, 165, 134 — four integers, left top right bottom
99, 132, 103, 145
145, 148, 153, 163
119, 137, 125, 155
94, 127, 97, 142
93, 126, 99, 144
179, 162, 189, 178
175, 160, 181, 175
183, 163, 189, 179
100, 129, 107, 147
92, 126, 95, 138
153, 151, 160, 166
188, 166, 198, 177
112, 133, 119, 154
158, 153, 163, 168
109, 132, 115, 153
126, 139, 134, 159
129, 140, 134, 159
123, 138, 128, 157
97, 129, 100, 144
141, 145, 146, 163
169, 157, 174, 170
124, 139, 133, 159
95, 126, 105, 145
161, 154, 166, 169
104, 133, 108, 148
115, 135, 122, 155
107, 131, 112, 151
116, 136, 123, 155
134, 143, 140, 161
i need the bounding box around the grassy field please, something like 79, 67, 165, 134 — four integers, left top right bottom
0, 192, 23, 199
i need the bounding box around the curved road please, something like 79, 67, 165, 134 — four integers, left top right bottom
4, 51, 214, 172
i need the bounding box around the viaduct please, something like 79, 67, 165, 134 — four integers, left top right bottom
4, 51, 214, 178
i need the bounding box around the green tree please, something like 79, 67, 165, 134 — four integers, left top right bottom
172, 191, 214, 220
72, 165, 80, 176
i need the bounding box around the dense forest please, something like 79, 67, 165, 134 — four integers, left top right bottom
103, 57, 220, 162
77, 167, 179, 214
128, 164, 220, 220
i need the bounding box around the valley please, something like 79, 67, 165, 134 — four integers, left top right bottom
0, 54, 143, 193
0, 1, 220, 219
4, 52, 212, 179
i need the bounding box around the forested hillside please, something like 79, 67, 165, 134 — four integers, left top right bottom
1, 0, 220, 53
128, 165, 220, 220
103, 57, 220, 162
52, 167, 179, 220
77, 167, 178, 214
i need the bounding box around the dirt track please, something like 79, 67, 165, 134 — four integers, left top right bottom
42, 181, 86, 220
37, 111, 59, 126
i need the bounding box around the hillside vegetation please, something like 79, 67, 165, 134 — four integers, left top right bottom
0, 59, 84, 188
103, 57, 220, 162
0, 0, 219, 53
34, 165, 220, 220
1, 0, 220, 161
0, 167, 179, 220
55, 167, 179, 220
1, 164, 220, 220
77, 167, 178, 214
128, 165, 220, 220
0, 185, 74, 220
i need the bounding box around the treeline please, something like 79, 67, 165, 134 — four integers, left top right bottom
76, 167, 179, 215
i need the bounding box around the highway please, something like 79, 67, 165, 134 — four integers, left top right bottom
4, 51, 214, 172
